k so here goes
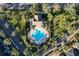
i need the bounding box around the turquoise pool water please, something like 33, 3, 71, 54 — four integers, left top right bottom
32, 28, 46, 44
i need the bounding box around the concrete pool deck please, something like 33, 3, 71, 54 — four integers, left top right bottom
28, 19, 49, 45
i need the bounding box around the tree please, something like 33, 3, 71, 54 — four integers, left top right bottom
11, 48, 19, 56
42, 4, 49, 13
23, 48, 31, 56
47, 13, 53, 21
64, 4, 77, 20
52, 4, 61, 14
3, 38, 12, 46
34, 4, 43, 12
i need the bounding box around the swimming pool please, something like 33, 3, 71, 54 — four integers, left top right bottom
31, 28, 46, 44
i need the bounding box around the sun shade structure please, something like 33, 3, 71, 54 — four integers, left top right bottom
28, 18, 49, 45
